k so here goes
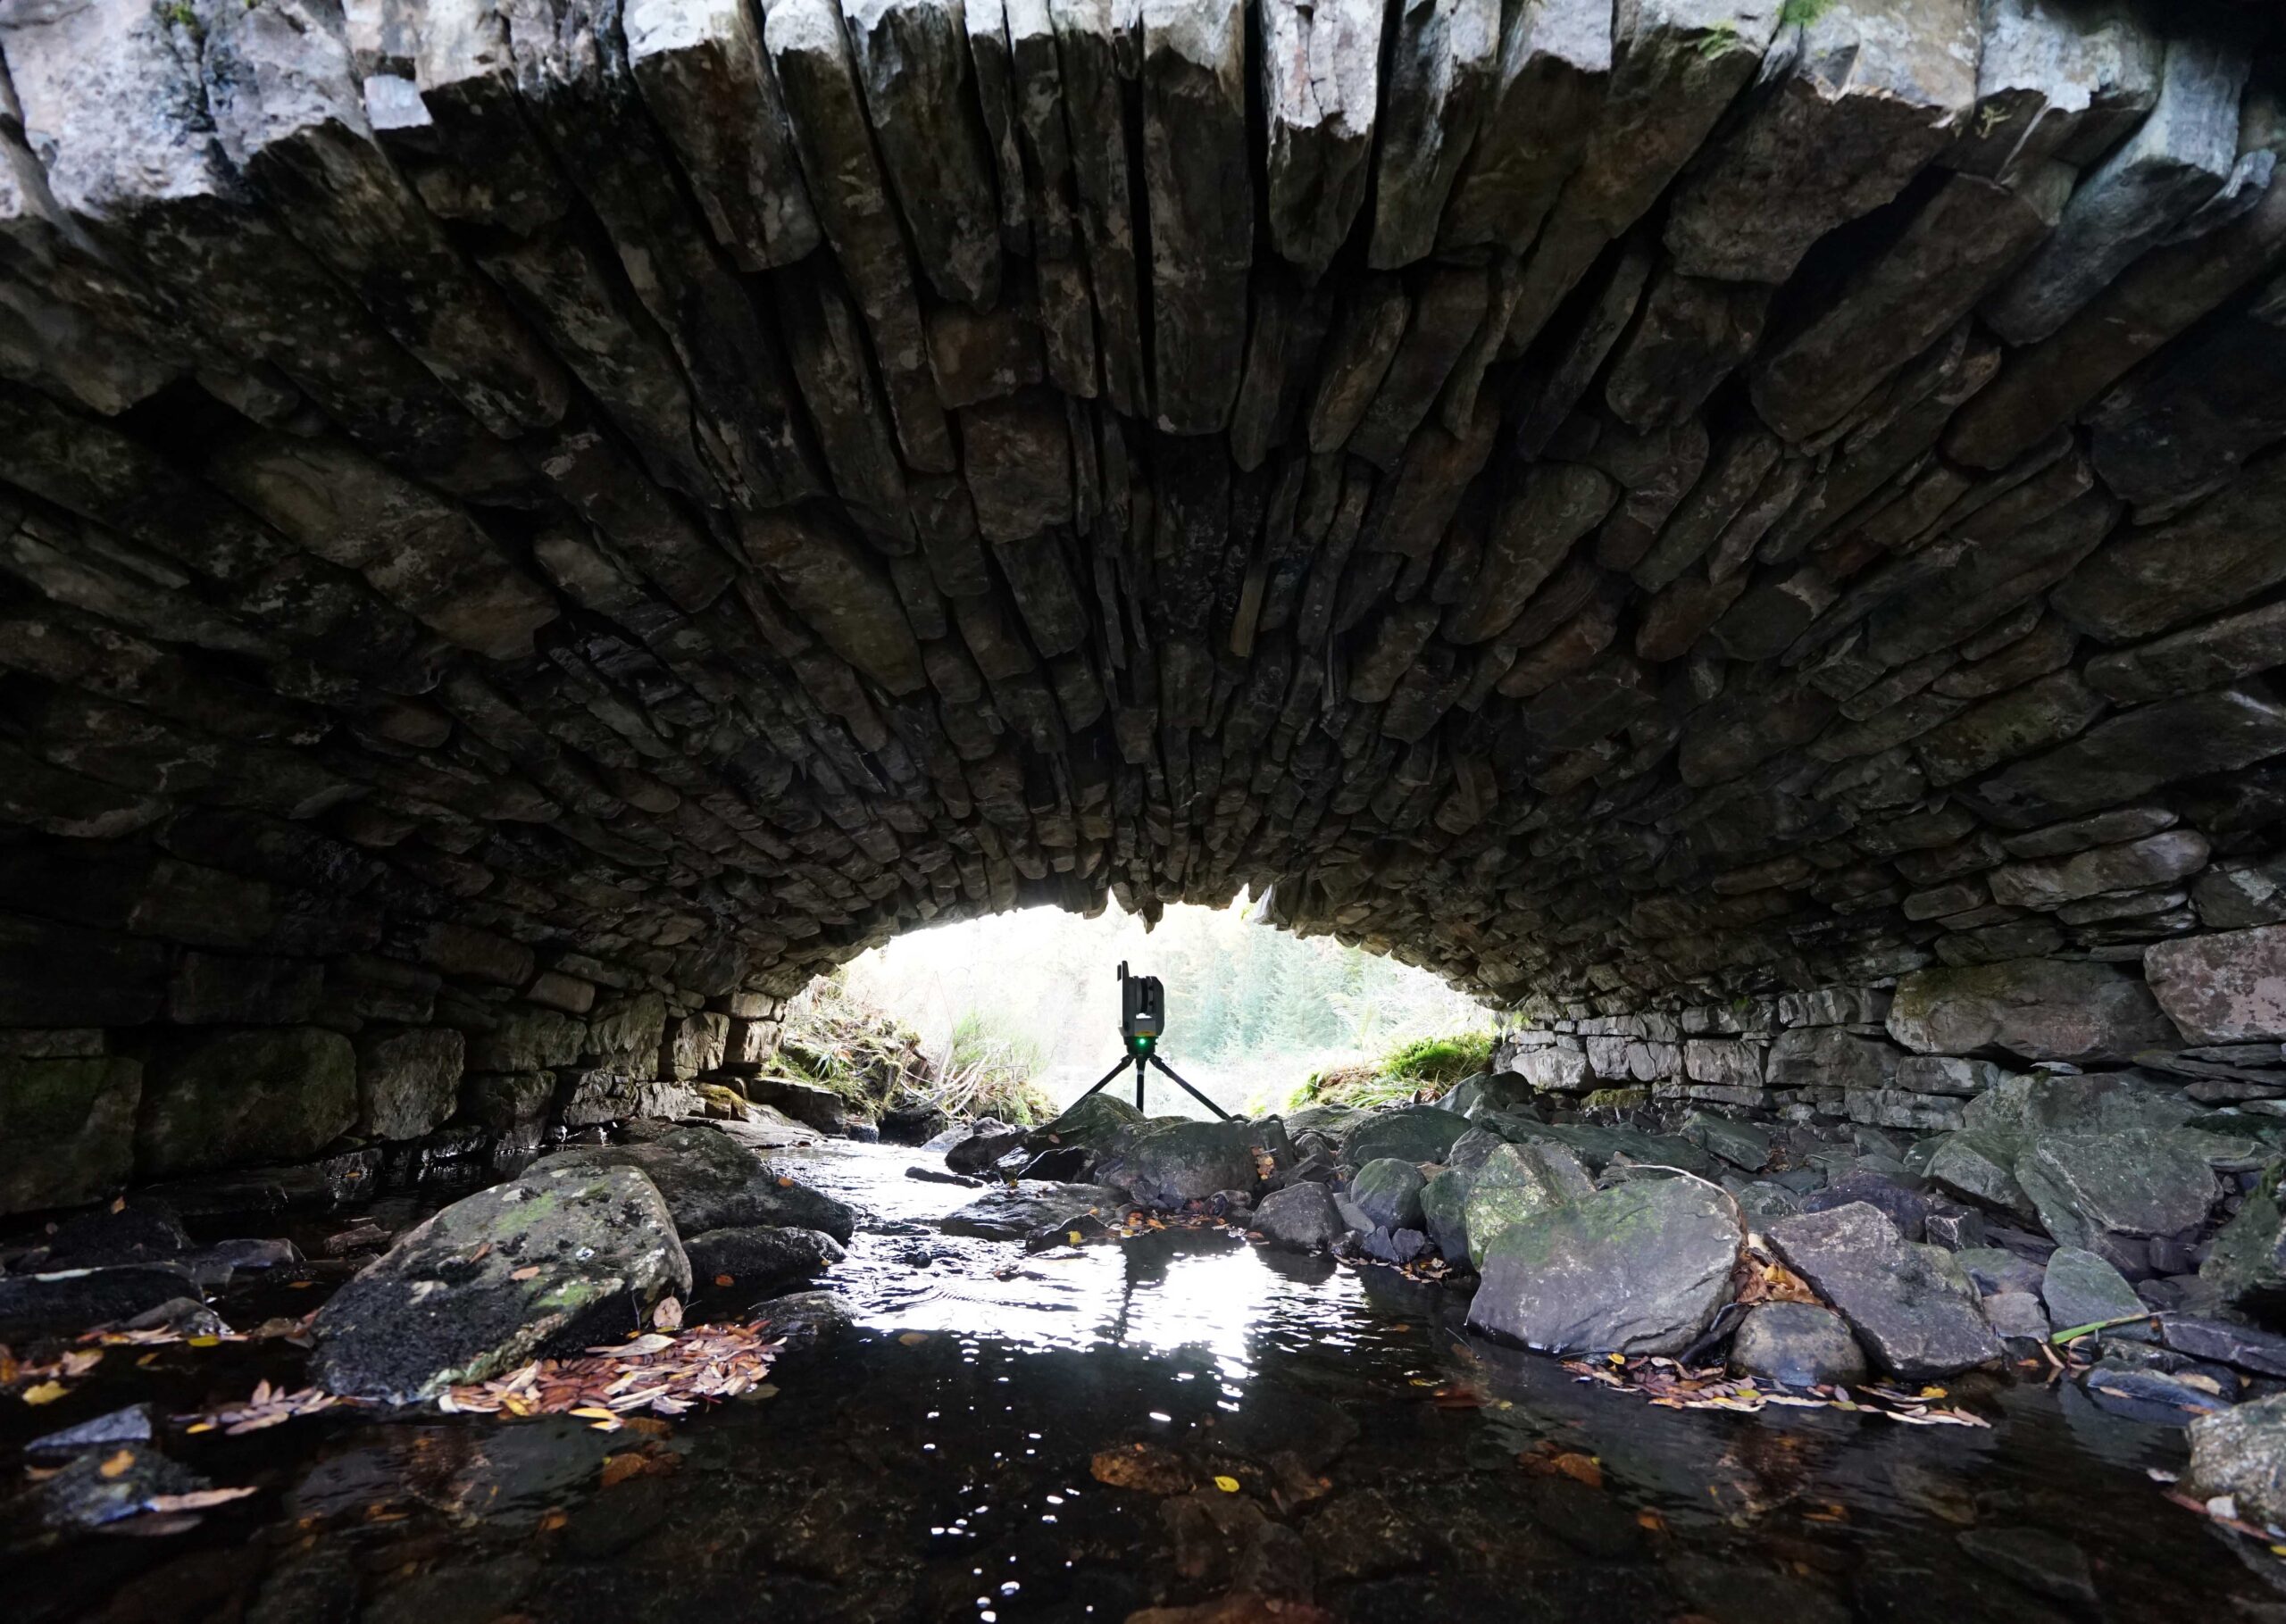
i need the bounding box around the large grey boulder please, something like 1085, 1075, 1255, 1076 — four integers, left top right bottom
1439, 1072, 1539, 1120
2186, 1394, 2286, 1524
1095, 1119, 1259, 1209
2017, 1128, 2221, 1248
1465, 1177, 1740, 1356
532, 1125, 855, 1242
2200, 1184, 2286, 1321
1340, 1106, 1472, 1166
1766, 1202, 2006, 1379
312, 1162, 691, 1402
136, 1027, 358, 1177
1348, 1157, 1426, 1232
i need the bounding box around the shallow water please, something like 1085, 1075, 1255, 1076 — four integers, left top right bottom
3, 1139, 2274, 1622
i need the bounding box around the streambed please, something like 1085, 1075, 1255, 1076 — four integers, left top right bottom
1, 1138, 2269, 1622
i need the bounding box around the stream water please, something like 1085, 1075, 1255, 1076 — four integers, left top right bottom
4, 1138, 2274, 1622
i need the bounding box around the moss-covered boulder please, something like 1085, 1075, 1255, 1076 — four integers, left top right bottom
1025, 1092, 1144, 1155
1462, 1141, 1596, 1268
313, 1162, 689, 1402
135, 1028, 355, 1178
0, 1054, 141, 1214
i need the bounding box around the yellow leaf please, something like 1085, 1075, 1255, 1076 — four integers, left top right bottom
1213, 1476, 1240, 1494
22, 1380, 67, 1405
187, 1336, 221, 1349
510, 1265, 540, 1281
186, 1422, 216, 1435
569, 1406, 620, 1421
99, 1450, 136, 1478
1066, 1230, 1083, 1245
898, 1332, 929, 1346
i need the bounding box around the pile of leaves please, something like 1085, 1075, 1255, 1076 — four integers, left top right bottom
434, 1320, 782, 1429
183, 1381, 346, 1437
1561, 1353, 1991, 1428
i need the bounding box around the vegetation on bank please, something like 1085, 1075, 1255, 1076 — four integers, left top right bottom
1286, 1029, 1499, 1112
771, 976, 1054, 1127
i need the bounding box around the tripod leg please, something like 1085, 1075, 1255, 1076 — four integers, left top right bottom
1148, 1054, 1231, 1120
1072, 1055, 1138, 1105
1135, 1055, 1146, 1112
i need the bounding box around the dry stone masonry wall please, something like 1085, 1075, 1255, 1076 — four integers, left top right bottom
5, 1, 2286, 1212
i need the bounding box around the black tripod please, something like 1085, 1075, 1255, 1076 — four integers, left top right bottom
1074, 1045, 1231, 1120
1071, 962, 1231, 1120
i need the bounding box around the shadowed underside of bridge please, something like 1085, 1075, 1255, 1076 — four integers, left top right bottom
5, 0, 2286, 1208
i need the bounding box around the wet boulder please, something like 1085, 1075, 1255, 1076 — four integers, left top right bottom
941, 1182, 1126, 1240
1348, 1158, 1427, 1231
1731, 1302, 1867, 1388
682, 1226, 845, 1290
1766, 1203, 2006, 1379
531, 1124, 855, 1243
1340, 1106, 1471, 1167
2186, 1393, 2286, 1522
1253, 1182, 1347, 1252
312, 1162, 690, 1403
16, 1443, 208, 1533
751, 1288, 850, 1347
945, 1120, 1027, 1174
1465, 1177, 1740, 1356
0, 1262, 203, 1342
11, 1202, 188, 1270
1094, 1120, 1259, 1209
0, 1054, 142, 1213
1462, 1141, 1597, 1268
135, 1027, 358, 1178
1283, 1103, 1366, 1143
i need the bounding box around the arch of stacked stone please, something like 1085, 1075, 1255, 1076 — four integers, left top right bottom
6, 0, 2286, 1212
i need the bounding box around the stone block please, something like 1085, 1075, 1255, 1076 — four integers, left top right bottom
166, 951, 324, 1025
137, 1027, 357, 1178
2146, 926, 2286, 1045
663, 1011, 731, 1079
1683, 1037, 1763, 1088
1765, 1027, 1897, 1092
355, 1027, 465, 1142
463, 1007, 587, 1073
1888, 959, 2176, 1062
0, 1056, 142, 1214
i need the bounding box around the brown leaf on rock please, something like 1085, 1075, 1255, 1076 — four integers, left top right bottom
1091, 1442, 1193, 1495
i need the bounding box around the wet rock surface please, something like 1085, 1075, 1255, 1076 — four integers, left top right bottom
1766, 1202, 2005, 1379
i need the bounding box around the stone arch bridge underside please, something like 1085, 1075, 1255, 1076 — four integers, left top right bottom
5, 0, 2286, 1206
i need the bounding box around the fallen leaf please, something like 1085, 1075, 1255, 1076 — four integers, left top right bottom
98, 1450, 137, 1478
145, 1487, 259, 1512
61, 1349, 104, 1377
1214, 1475, 1241, 1494
1552, 1453, 1603, 1490
713, 1274, 735, 1288
22, 1380, 67, 1405
898, 1332, 929, 1347
652, 1297, 683, 1332
1090, 1443, 1191, 1495
538, 1509, 569, 1534
1637, 1508, 1668, 1535
510, 1266, 540, 1281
